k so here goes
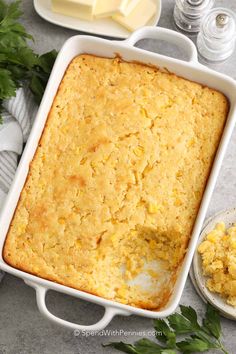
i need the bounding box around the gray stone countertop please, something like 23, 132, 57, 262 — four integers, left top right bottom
1, 0, 236, 353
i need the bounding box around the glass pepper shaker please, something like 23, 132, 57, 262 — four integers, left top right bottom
174, 0, 214, 33
197, 8, 236, 62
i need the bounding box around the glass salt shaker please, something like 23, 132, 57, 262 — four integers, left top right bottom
197, 8, 236, 62
174, 0, 214, 33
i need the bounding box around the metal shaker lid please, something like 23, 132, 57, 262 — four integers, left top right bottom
174, 0, 214, 33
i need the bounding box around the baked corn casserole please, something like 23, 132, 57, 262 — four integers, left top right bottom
198, 222, 236, 307
3, 55, 229, 309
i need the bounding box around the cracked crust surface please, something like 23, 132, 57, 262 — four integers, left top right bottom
3, 55, 229, 309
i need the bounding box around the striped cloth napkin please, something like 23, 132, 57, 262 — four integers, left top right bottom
0, 87, 38, 281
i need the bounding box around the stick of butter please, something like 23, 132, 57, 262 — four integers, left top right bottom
94, 0, 129, 18
51, 0, 97, 21
113, 0, 156, 31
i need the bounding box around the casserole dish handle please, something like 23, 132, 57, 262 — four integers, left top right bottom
25, 280, 130, 331
123, 26, 198, 63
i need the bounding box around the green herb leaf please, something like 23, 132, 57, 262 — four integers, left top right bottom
203, 303, 221, 339
0, 31, 27, 50
0, 0, 22, 26
104, 339, 176, 354
154, 319, 176, 348
177, 337, 216, 353
36, 50, 57, 74
3, 47, 38, 69
4, 64, 27, 82
103, 342, 139, 354
29, 50, 57, 103
0, 53, 6, 62
0, 0, 57, 124
0, 68, 16, 99
167, 313, 193, 335
179, 305, 200, 329
191, 330, 217, 345
0, 0, 7, 20
29, 74, 45, 104
135, 338, 165, 353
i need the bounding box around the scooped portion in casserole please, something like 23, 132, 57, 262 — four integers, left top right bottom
3, 55, 229, 310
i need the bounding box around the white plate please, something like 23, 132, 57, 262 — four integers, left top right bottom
33, 0, 162, 39
192, 209, 236, 321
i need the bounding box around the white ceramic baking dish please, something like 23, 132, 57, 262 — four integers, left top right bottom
0, 27, 236, 331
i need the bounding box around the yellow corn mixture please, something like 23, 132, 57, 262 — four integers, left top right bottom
198, 222, 236, 307
3, 55, 228, 310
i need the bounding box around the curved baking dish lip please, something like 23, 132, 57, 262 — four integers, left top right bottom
0, 27, 236, 328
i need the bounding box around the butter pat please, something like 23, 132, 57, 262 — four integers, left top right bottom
94, 0, 128, 18
113, 0, 156, 31
51, 0, 96, 21
121, 0, 141, 16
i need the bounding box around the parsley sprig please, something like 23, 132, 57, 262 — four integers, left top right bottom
0, 0, 57, 122
104, 304, 229, 354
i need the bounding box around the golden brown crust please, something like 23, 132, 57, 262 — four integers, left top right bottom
3, 55, 229, 309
